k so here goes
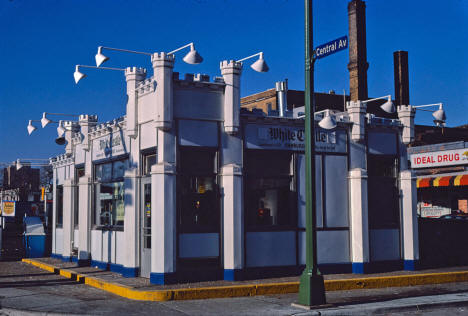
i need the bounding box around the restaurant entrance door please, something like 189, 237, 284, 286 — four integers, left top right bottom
140, 177, 151, 278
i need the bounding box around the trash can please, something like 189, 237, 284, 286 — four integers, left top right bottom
23, 217, 45, 258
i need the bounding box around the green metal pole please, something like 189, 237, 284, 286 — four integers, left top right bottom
298, 0, 326, 306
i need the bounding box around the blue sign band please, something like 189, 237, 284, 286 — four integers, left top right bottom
315, 35, 348, 59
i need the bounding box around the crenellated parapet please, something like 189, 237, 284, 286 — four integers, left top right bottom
172, 72, 225, 90
89, 116, 126, 140
50, 153, 74, 168
151, 52, 175, 68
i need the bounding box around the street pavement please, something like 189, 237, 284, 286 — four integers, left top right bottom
2, 261, 468, 315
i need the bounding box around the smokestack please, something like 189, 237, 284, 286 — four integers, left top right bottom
347, 0, 369, 101
275, 79, 288, 117
393, 51, 410, 106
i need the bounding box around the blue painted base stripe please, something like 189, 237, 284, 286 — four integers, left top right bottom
90, 260, 108, 270
87, 260, 138, 278
404, 260, 418, 271
109, 263, 139, 278
352, 262, 364, 274
224, 269, 243, 281
51, 253, 62, 260
150, 272, 177, 284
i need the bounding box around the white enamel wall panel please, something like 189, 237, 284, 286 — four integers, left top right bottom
246, 231, 296, 267
91, 230, 103, 262
179, 233, 219, 258
73, 229, 79, 248
140, 122, 156, 150
116, 231, 125, 265
55, 228, 63, 255
299, 230, 350, 265
370, 228, 400, 261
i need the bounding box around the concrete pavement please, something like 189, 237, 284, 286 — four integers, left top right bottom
4, 261, 468, 314
22, 257, 468, 301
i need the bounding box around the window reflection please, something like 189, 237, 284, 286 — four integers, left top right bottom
245, 150, 296, 229
93, 159, 127, 228
179, 149, 219, 233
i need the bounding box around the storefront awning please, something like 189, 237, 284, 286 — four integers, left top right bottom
454, 174, 468, 186
416, 173, 468, 188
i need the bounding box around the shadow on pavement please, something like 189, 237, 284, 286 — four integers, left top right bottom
325, 285, 468, 308
0, 278, 77, 289
0, 273, 54, 279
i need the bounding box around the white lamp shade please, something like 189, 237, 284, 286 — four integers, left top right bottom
74, 70, 86, 84
74, 66, 86, 84
27, 120, 37, 135
183, 49, 203, 64
432, 108, 446, 122
95, 51, 109, 67
41, 113, 51, 128
318, 112, 337, 130
250, 57, 269, 73
380, 99, 395, 113
57, 121, 66, 137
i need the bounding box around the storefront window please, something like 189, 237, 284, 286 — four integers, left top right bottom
56, 185, 63, 228
179, 149, 219, 233
245, 150, 297, 229
368, 155, 399, 228
93, 160, 127, 228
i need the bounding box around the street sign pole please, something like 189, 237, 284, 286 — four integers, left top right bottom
298, 0, 326, 306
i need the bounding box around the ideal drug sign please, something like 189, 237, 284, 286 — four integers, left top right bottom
410, 148, 468, 169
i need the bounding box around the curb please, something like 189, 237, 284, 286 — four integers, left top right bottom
21, 258, 468, 302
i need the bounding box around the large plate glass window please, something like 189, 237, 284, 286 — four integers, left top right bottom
244, 150, 297, 229
368, 155, 399, 228
93, 159, 127, 228
179, 148, 219, 233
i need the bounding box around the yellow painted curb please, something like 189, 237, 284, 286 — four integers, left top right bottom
21, 258, 468, 302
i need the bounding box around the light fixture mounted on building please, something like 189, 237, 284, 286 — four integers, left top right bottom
236, 52, 269, 73
318, 110, 337, 130
94, 42, 204, 68
413, 103, 446, 126
362, 95, 395, 113
41, 112, 80, 128
27, 120, 40, 135
74, 65, 126, 84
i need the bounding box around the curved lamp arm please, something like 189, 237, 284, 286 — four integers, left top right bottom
236, 52, 269, 73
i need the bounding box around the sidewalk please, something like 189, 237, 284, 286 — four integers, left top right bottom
22, 257, 468, 302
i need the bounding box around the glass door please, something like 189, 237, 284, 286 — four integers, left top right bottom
140, 177, 151, 278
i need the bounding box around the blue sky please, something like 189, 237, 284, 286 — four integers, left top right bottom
0, 0, 467, 162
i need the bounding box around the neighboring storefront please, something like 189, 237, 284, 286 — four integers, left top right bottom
49, 57, 419, 284
408, 142, 468, 218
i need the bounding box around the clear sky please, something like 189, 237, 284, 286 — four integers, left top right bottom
0, 0, 467, 163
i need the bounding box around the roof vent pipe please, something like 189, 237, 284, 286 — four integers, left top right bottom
275, 79, 288, 117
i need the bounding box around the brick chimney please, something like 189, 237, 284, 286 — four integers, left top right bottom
393, 51, 410, 106
348, 0, 369, 101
